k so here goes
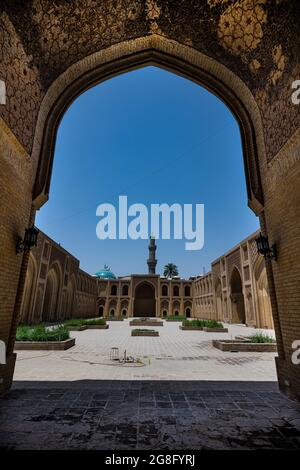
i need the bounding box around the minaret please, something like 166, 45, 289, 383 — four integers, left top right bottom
147, 236, 157, 274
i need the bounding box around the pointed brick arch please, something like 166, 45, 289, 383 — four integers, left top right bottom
31, 36, 265, 214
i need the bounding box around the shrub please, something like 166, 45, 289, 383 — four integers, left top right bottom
246, 332, 276, 343
132, 329, 156, 333
182, 319, 223, 328
64, 319, 84, 327
204, 319, 223, 328
16, 324, 70, 342
64, 317, 106, 326
166, 315, 186, 321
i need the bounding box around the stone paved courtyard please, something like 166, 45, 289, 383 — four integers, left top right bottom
14, 320, 277, 381
1, 320, 300, 450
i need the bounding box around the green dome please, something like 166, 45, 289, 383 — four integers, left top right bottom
94, 265, 116, 279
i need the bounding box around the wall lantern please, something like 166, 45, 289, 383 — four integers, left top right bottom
16, 225, 39, 254
255, 233, 277, 261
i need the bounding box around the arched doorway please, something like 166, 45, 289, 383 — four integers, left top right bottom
98, 305, 104, 317
254, 258, 274, 329
230, 267, 246, 324
134, 282, 156, 317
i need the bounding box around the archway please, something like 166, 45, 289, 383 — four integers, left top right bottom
42, 264, 61, 322
66, 278, 75, 318
20, 253, 37, 325
3, 3, 299, 402
215, 277, 223, 322
98, 305, 104, 317
254, 258, 274, 329
134, 282, 156, 318
230, 267, 246, 324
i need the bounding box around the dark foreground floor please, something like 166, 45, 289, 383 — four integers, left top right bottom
0, 380, 300, 450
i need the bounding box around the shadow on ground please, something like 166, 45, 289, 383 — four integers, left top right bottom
1, 380, 300, 449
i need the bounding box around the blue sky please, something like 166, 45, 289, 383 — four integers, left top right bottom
36, 66, 259, 278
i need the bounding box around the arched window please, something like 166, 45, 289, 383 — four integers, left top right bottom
162, 310, 167, 317
173, 285, 179, 296
110, 309, 115, 317
162, 285, 168, 296
184, 286, 190, 297
111, 285, 117, 296
185, 307, 191, 318
174, 310, 179, 316
122, 309, 127, 317
122, 285, 129, 296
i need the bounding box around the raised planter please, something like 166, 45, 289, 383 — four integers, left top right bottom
131, 330, 159, 337
85, 324, 109, 329
180, 326, 203, 330
66, 325, 87, 331
203, 327, 228, 333
107, 317, 124, 321
15, 338, 75, 351
166, 319, 186, 322
130, 319, 163, 327
213, 339, 277, 352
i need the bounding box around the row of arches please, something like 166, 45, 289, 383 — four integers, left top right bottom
109, 284, 129, 296
107, 283, 192, 297
194, 278, 213, 296
161, 285, 191, 297
20, 256, 77, 324
98, 299, 129, 318
214, 260, 273, 328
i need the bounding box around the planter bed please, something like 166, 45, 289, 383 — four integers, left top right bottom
180, 326, 203, 330
203, 327, 228, 333
131, 330, 159, 337
66, 325, 87, 331
213, 339, 277, 352
15, 338, 75, 351
166, 319, 186, 322
130, 320, 163, 327
85, 324, 109, 329
107, 317, 124, 321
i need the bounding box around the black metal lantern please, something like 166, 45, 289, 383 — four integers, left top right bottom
17, 225, 39, 253
255, 233, 277, 261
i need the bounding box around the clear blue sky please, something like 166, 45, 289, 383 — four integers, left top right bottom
36, 66, 259, 278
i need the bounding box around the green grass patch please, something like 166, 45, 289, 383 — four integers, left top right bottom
166, 315, 186, 321
64, 318, 83, 327
246, 332, 276, 343
182, 319, 223, 328
64, 317, 106, 327
16, 324, 70, 342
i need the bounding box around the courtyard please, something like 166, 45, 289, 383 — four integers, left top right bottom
14, 320, 277, 382
1, 320, 300, 450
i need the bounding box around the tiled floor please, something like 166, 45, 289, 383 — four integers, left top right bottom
1, 381, 300, 449
14, 320, 277, 381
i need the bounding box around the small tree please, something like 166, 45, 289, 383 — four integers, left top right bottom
163, 263, 179, 279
